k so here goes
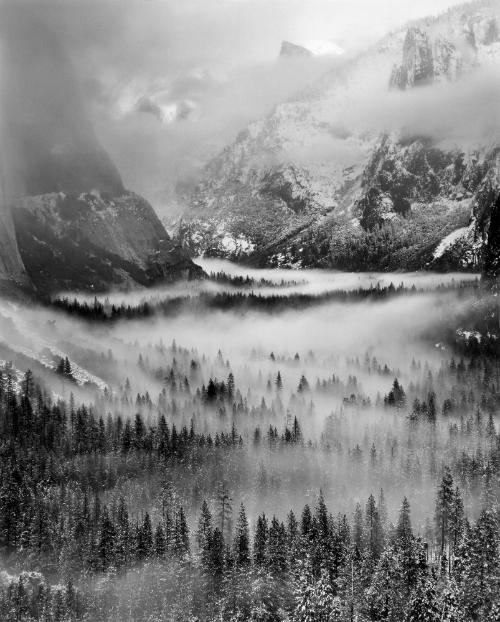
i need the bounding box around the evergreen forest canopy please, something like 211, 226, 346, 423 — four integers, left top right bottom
0, 262, 499, 621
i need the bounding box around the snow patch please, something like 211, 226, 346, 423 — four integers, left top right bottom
433, 227, 470, 259
297, 39, 345, 57
456, 328, 482, 342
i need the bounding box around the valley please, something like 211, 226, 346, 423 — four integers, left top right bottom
0, 1, 499, 621
176, 1, 500, 274
0, 262, 499, 620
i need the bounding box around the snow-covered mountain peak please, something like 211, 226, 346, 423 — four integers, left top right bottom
279, 41, 313, 59
176, 0, 500, 270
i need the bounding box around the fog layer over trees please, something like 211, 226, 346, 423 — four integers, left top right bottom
0, 264, 498, 621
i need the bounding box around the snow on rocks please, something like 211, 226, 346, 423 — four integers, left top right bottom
433, 226, 470, 259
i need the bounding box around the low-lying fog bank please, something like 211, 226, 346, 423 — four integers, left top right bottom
0, 264, 493, 532
54, 258, 479, 307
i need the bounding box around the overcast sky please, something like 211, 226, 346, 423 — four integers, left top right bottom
3, 0, 478, 212
43, 0, 469, 64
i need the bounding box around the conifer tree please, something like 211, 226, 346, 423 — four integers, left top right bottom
233, 503, 250, 566
364, 546, 404, 620
98, 506, 116, 571
197, 500, 213, 567
365, 494, 384, 561
209, 527, 225, 588
404, 576, 440, 622
217, 482, 233, 540
268, 517, 288, 575
275, 371, 283, 391
254, 514, 269, 567
155, 523, 167, 558
439, 580, 466, 622
435, 468, 454, 560
174, 506, 190, 557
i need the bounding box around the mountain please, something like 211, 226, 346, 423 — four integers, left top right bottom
0, 206, 31, 297
0, 7, 201, 296
177, 0, 500, 271
483, 193, 500, 282
279, 41, 314, 59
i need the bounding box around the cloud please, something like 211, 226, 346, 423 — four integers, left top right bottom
342, 66, 500, 146
0, 0, 475, 213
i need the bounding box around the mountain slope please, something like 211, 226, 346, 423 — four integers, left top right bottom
178, 0, 500, 271
0, 206, 31, 296
0, 6, 201, 296
13, 191, 199, 293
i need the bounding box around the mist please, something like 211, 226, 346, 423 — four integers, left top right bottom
341, 65, 500, 146
0, 263, 488, 523
0, 0, 475, 216
1, 3, 499, 619
1, 258, 497, 620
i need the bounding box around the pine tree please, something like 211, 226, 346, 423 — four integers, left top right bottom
275, 371, 283, 391
385, 378, 406, 407
378, 488, 388, 528
404, 576, 440, 622
449, 487, 464, 572
217, 482, 233, 541
98, 506, 116, 571
154, 523, 167, 558
233, 503, 250, 566
435, 467, 454, 561
439, 580, 466, 622
298, 375, 310, 393
174, 506, 190, 557
21, 369, 34, 400
365, 494, 384, 561
397, 497, 412, 543
396, 497, 421, 593
114, 497, 130, 567
268, 517, 287, 575
209, 527, 225, 588
137, 512, 153, 559
64, 357, 73, 378
248, 567, 282, 622
0, 468, 24, 548
197, 500, 213, 567
254, 514, 268, 567
294, 564, 338, 622
301, 505, 313, 538
227, 372, 235, 399
364, 546, 404, 621
353, 503, 364, 554
292, 416, 302, 442
463, 509, 499, 618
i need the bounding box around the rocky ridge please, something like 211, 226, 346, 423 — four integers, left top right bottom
177, 0, 500, 272
0, 7, 201, 296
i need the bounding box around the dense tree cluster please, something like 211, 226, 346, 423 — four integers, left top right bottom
0, 354, 498, 621
2, 274, 500, 621
51, 279, 479, 324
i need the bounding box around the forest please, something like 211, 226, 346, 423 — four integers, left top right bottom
0, 265, 499, 621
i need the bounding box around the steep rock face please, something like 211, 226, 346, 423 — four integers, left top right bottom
0, 7, 200, 295
0, 207, 31, 295
389, 28, 435, 88
483, 194, 500, 281
181, 54, 384, 260
279, 41, 313, 59
178, 0, 500, 271
14, 192, 201, 293
352, 136, 500, 270
464, 14, 499, 47
389, 28, 463, 89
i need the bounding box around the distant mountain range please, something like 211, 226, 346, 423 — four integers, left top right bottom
175, 0, 500, 273
0, 7, 201, 297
